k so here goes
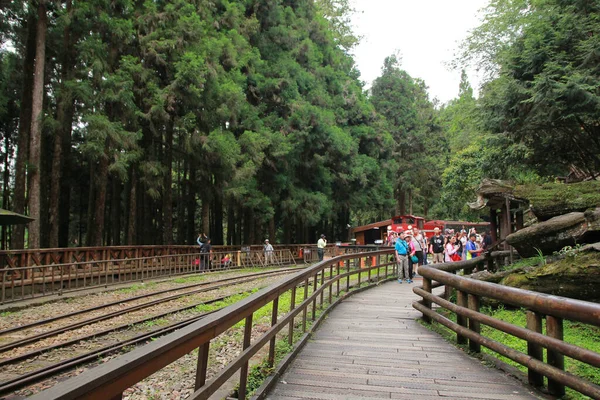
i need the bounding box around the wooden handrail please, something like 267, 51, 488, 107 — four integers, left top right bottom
414, 254, 600, 398
30, 249, 395, 400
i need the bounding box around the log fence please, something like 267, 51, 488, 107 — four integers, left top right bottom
414, 252, 600, 399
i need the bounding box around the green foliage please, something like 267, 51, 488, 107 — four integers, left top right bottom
463, 0, 600, 177
553, 244, 583, 259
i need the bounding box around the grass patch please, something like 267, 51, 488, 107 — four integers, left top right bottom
173, 275, 207, 284
499, 257, 541, 272
117, 281, 157, 294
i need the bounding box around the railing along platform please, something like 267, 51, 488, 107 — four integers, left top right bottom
29, 249, 396, 400
0, 248, 298, 304
414, 251, 600, 399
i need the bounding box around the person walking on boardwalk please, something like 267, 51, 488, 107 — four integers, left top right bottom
395, 231, 410, 283
264, 239, 275, 265
405, 233, 417, 283
429, 227, 445, 264
317, 234, 327, 261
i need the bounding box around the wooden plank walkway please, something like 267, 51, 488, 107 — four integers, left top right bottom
266, 281, 544, 400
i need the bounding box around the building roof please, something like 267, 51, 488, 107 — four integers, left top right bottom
352, 219, 392, 233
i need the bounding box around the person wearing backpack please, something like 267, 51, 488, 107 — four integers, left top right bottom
199, 238, 212, 271
395, 231, 410, 283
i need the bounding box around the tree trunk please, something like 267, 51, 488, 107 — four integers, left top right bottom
186, 163, 196, 244
12, 11, 37, 250
176, 158, 186, 244
283, 216, 291, 244
227, 199, 235, 245
212, 187, 223, 245
85, 163, 95, 245
1, 134, 10, 250
40, 112, 51, 248
126, 168, 137, 245
89, 144, 109, 246
162, 120, 173, 244
268, 216, 275, 243
49, 0, 75, 248
27, 0, 48, 249
111, 177, 121, 245
202, 196, 210, 238
396, 189, 406, 215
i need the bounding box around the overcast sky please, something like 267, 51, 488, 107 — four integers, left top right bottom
350, 0, 488, 104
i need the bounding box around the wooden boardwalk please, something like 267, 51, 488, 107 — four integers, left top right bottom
266, 281, 543, 400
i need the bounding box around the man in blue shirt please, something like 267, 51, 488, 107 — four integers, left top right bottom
395, 231, 411, 283
466, 233, 482, 260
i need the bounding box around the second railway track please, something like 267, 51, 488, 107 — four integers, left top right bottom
0, 267, 306, 397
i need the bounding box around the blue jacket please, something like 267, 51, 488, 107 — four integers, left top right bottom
395, 240, 409, 255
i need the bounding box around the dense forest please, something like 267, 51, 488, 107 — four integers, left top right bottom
0, 0, 597, 249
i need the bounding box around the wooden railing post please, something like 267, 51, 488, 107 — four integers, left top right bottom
302, 279, 308, 332
487, 256, 495, 272
525, 311, 544, 388
456, 290, 468, 345
238, 314, 253, 400
422, 277, 432, 323
328, 265, 333, 304
336, 264, 340, 296
547, 315, 565, 396
444, 270, 454, 300
319, 269, 325, 306
268, 298, 279, 366
288, 286, 296, 346
468, 294, 481, 353
312, 275, 318, 321
194, 341, 210, 390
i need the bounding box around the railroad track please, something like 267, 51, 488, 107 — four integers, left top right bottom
0, 267, 304, 396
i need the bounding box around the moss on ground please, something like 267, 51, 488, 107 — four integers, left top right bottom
499, 251, 600, 302
514, 181, 600, 219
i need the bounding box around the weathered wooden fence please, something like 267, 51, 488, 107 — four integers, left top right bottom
414, 252, 600, 399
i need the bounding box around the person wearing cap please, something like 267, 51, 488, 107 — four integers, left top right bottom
429, 227, 445, 264
317, 234, 327, 261
264, 239, 275, 265
466, 233, 482, 260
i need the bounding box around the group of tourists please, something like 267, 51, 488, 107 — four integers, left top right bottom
392, 226, 492, 283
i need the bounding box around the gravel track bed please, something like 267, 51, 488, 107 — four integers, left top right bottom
1, 274, 289, 398
0, 276, 281, 368
0, 268, 285, 336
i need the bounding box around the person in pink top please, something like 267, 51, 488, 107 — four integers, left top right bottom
445, 236, 460, 262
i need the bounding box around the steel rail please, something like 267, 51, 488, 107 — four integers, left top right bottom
0, 268, 340, 396
0, 292, 238, 369
0, 268, 327, 369
0, 306, 223, 396
0, 268, 301, 354
27, 250, 395, 400
0, 267, 296, 336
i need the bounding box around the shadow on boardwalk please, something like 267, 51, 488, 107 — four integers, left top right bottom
266, 281, 544, 400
